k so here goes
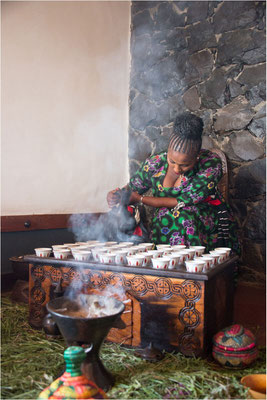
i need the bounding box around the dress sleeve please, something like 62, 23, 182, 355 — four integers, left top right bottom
174, 152, 223, 205
128, 154, 164, 195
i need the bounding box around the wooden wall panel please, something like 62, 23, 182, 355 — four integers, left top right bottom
1, 213, 102, 232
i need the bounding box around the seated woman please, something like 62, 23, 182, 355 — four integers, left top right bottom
107, 112, 239, 253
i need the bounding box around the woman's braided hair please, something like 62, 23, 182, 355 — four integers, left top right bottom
169, 112, 203, 156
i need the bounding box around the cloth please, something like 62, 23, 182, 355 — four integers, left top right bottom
128, 149, 240, 253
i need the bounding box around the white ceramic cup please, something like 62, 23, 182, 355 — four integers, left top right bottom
73, 251, 91, 261
171, 245, 186, 251
71, 246, 90, 257
114, 250, 128, 265
84, 244, 99, 250
209, 250, 227, 263
127, 255, 145, 267
107, 246, 121, 253
129, 246, 143, 253
91, 242, 107, 248
52, 245, 69, 250
170, 252, 183, 264
100, 252, 116, 264
163, 248, 173, 256
91, 247, 108, 261
140, 243, 154, 251
104, 241, 118, 247
126, 248, 137, 256
147, 250, 164, 258
156, 244, 171, 249
168, 253, 181, 269
178, 250, 191, 263
53, 249, 71, 259
64, 243, 81, 249
115, 243, 131, 249
135, 244, 147, 253
35, 248, 52, 257
75, 245, 91, 251
151, 257, 171, 270
186, 249, 196, 260
138, 252, 152, 266
86, 240, 100, 245
120, 241, 134, 246
214, 247, 231, 258
185, 259, 205, 273
195, 256, 214, 272
189, 246, 206, 257
207, 253, 220, 266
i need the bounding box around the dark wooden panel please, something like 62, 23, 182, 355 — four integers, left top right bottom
28, 264, 206, 355
1, 213, 102, 232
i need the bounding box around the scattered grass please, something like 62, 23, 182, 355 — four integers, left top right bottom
1, 295, 266, 399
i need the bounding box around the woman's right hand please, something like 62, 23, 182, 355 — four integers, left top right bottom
107, 188, 121, 208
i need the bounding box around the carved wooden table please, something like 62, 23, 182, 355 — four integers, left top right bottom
24, 255, 238, 357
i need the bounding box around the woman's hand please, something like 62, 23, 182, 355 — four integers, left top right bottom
129, 191, 141, 204
107, 188, 121, 208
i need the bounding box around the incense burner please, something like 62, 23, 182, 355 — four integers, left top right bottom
47, 295, 125, 390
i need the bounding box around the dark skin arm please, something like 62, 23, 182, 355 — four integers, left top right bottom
107, 186, 178, 209
130, 191, 178, 208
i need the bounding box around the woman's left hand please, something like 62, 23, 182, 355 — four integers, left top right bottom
107, 188, 121, 208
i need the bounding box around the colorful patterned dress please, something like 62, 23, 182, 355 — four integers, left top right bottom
129, 149, 239, 253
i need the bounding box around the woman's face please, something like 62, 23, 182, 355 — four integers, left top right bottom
167, 148, 198, 176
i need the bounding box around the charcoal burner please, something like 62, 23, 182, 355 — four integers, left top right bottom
47, 295, 125, 391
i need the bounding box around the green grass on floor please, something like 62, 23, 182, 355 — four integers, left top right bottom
1, 295, 266, 399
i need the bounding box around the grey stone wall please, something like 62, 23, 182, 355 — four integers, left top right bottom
129, 1, 266, 282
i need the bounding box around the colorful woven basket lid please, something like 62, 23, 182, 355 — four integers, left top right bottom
213, 324, 257, 352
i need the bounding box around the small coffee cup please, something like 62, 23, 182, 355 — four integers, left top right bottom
189, 246, 206, 257
208, 253, 220, 266
209, 250, 227, 263
163, 248, 173, 256
115, 250, 128, 265
214, 247, 231, 258
127, 255, 145, 267
100, 252, 116, 264
141, 243, 154, 251
185, 259, 205, 273
168, 253, 181, 269
35, 248, 52, 258
151, 257, 170, 270
53, 249, 71, 259
186, 249, 196, 260
171, 245, 186, 251
138, 252, 152, 266
195, 256, 214, 272
73, 250, 91, 261
178, 250, 191, 263
147, 250, 164, 258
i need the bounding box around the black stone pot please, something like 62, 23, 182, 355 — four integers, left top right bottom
46, 295, 125, 391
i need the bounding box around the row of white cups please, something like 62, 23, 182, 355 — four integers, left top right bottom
34, 240, 231, 273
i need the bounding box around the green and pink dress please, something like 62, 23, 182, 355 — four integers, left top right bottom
129, 149, 239, 253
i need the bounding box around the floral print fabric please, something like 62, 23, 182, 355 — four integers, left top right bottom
128, 149, 239, 253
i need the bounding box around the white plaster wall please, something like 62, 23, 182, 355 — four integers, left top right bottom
1, 1, 130, 215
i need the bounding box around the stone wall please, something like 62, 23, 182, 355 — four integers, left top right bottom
129, 1, 266, 282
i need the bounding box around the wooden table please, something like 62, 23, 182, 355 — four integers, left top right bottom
24, 255, 238, 357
